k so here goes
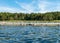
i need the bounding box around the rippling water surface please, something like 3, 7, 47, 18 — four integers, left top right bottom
0, 25, 60, 43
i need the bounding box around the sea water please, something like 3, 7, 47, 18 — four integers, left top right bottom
0, 25, 60, 43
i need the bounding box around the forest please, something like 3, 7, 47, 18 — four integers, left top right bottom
0, 11, 60, 21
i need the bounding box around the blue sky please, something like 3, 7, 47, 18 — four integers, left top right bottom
0, 0, 59, 13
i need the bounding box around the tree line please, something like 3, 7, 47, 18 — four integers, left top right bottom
0, 12, 60, 21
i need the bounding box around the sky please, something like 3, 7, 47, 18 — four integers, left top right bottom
0, 0, 60, 13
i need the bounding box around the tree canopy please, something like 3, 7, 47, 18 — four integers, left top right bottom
0, 11, 60, 21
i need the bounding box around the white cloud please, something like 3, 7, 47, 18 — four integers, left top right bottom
15, 1, 36, 13
0, 0, 59, 13
0, 7, 15, 12
37, 0, 58, 13
57, 3, 60, 11
38, 1, 47, 13
15, 0, 54, 13
0, 6, 28, 13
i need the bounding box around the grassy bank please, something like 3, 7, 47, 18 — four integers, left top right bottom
0, 20, 60, 23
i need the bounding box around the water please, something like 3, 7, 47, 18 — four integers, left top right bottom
0, 25, 60, 43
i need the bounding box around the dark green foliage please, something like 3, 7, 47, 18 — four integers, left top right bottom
0, 11, 59, 21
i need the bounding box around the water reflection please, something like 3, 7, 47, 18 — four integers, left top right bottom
0, 25, 59, 43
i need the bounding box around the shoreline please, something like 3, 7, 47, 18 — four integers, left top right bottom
0, 21, 60, 26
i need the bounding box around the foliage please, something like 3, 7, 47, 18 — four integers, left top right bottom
0, 12, 60, 21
